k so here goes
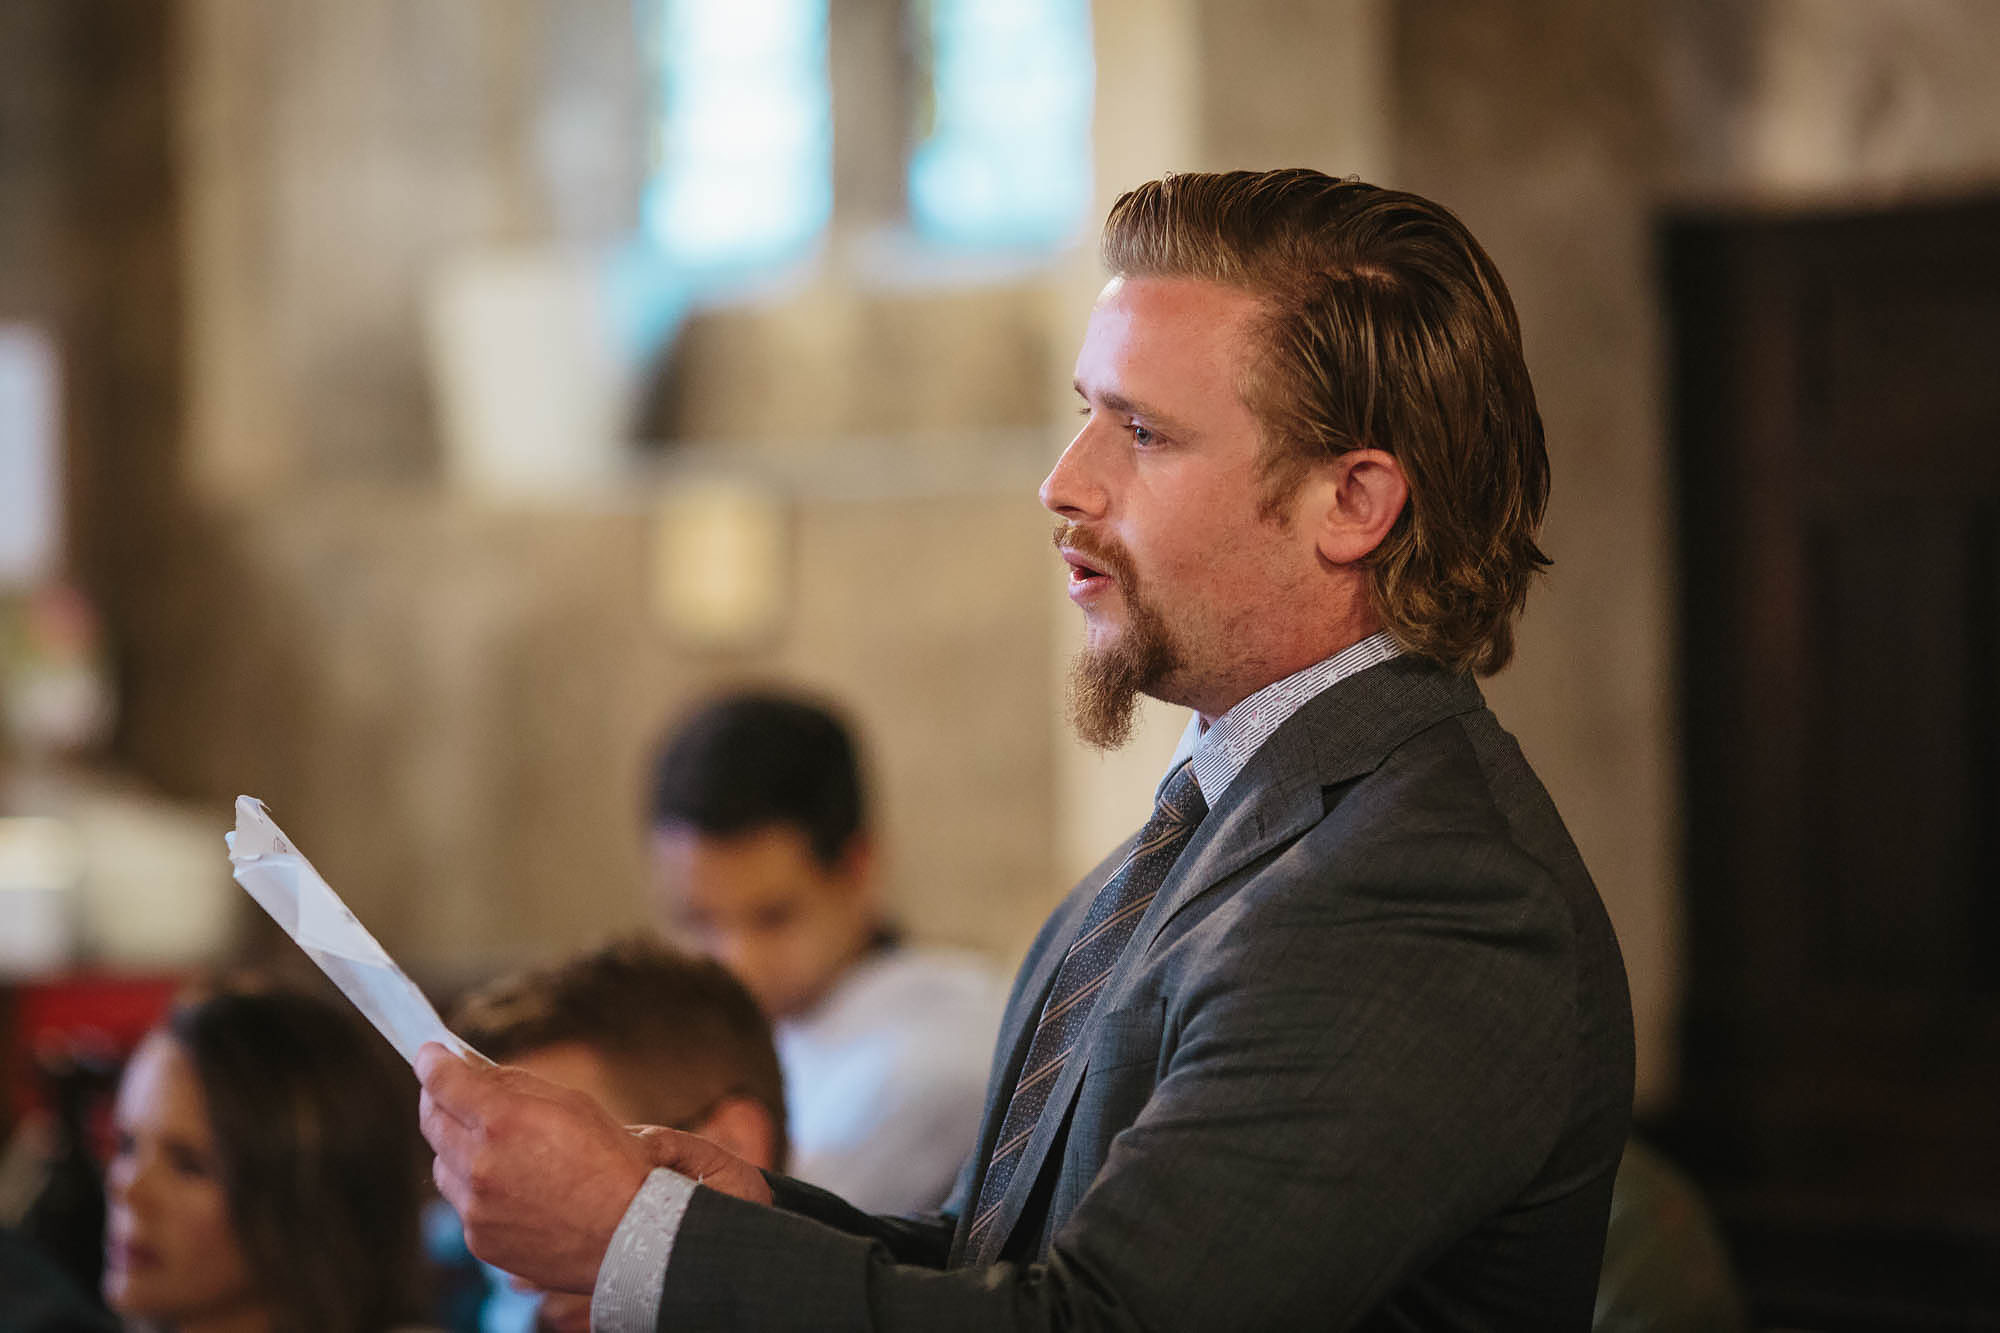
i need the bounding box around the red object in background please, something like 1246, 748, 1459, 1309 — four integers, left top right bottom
4, 973, 183, 1126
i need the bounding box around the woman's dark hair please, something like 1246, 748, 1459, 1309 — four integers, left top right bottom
164, 980, 425, 1333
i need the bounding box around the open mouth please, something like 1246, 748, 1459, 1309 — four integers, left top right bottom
1061, 549, 1114, 589
1053, 524, 1127, 600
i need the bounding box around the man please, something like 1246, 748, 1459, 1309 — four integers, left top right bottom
449, 938, 789, 1332
418, 169, 1635, 1331
646, 692, 1003, 1213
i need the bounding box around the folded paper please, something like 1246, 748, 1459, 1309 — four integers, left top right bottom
227, 796, 480, 1068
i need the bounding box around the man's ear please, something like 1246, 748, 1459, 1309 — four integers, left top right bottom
1310, 447, 1408, 566
694, 1095, 783, 1173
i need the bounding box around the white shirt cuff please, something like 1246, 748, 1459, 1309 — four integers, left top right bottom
590, 1168, 696, 1333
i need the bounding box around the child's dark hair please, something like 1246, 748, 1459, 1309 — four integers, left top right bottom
648, 692, 866, 868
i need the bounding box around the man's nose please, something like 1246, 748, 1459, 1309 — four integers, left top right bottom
1039, 426, 1108, 519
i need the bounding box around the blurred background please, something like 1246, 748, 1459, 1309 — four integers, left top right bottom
1, 0, 1996, 1325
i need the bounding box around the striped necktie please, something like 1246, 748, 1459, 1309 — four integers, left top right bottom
966, 760, 1206, 1261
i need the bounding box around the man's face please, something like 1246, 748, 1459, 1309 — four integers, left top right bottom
650, 821, 874, 1019
1043, 275, 1324, 741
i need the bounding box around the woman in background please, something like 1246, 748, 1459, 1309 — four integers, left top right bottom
102, 979, 429, 1333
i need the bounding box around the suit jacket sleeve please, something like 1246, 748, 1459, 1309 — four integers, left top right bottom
761, 1171, 956, 1269
654, 820, 1595, 1332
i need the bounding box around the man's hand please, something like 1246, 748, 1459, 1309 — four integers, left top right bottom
416, 1042, 654, 1293
498, 1128, 772, 1333
628, 1124, 774, 1208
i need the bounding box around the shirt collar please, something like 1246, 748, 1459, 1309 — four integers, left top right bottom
1162, 630, 1404, 807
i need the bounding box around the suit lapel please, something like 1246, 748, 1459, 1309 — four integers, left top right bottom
974, 689, 1374, 1249
1144, 657, 1485, 949
974, 659, 1485, 1261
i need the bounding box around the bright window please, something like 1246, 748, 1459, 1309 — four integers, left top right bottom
909, 0, 1095, 251
643, 0, 833, 277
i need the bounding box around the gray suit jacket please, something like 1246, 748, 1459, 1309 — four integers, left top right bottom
656, 657, 1634, 1330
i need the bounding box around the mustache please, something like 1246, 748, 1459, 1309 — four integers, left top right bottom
1052, 522, 1136, 585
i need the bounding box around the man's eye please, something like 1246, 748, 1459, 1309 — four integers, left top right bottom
1129, 422, 1156, 446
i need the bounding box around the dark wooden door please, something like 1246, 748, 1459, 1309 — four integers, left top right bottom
1666, 195, 2000, 1326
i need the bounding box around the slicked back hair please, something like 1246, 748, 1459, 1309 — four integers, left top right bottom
1102, 169, 1551, 676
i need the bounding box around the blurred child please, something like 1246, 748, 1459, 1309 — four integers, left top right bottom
646, 692, 1002, 1214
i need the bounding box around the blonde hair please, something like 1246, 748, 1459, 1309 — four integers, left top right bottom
1103, 170, 1550, 675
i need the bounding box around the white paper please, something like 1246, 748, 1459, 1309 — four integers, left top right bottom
227, 796, 481, 1068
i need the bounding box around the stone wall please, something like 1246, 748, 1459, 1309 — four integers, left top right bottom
133, 460, 1056, 977
152, 0, 1086, 984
